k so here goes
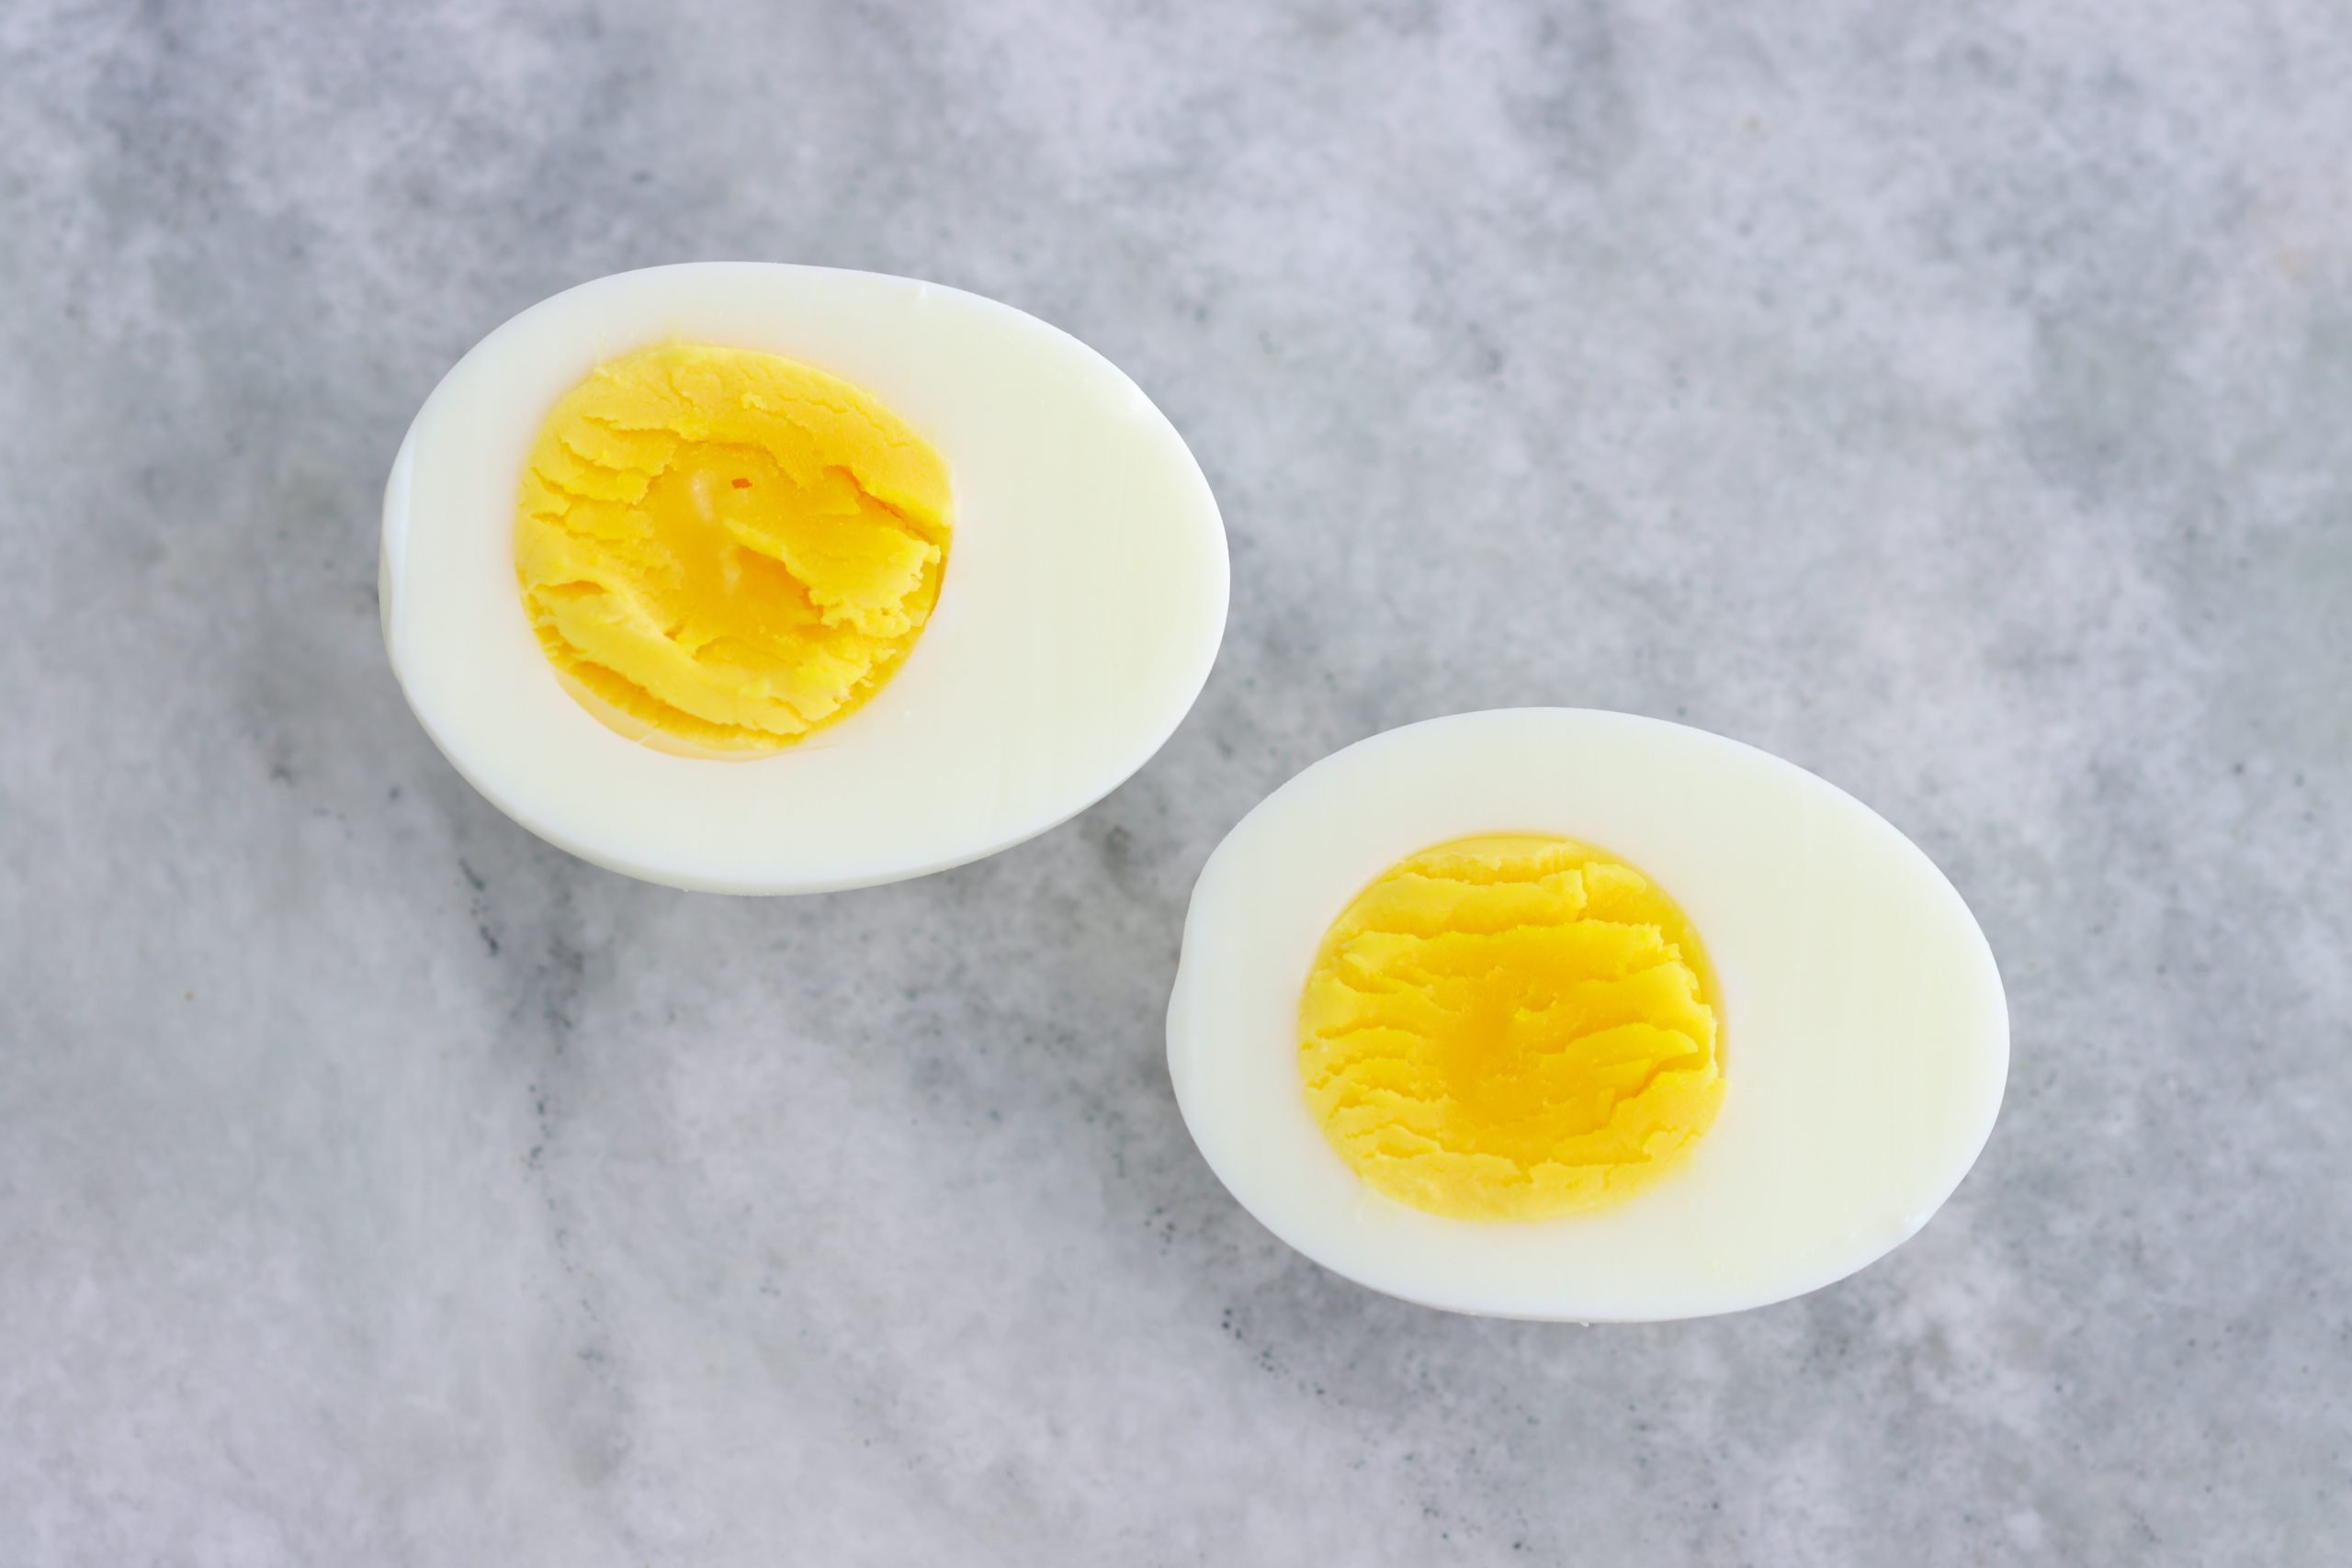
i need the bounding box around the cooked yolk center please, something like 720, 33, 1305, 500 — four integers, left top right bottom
1298, 834, 1724, 1221
514, 343, 952, 757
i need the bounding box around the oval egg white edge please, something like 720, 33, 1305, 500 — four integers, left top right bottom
381, 264, 1230, 894
1166, 707, 2009, 1323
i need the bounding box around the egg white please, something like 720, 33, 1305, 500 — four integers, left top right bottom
381, 264, 1228, 893
1166, 708, 2008, 1322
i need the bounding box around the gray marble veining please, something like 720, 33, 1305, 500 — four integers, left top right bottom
3, 1, 2348, 1562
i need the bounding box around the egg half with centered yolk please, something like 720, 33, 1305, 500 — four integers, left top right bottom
1167, 708, 2007, 1322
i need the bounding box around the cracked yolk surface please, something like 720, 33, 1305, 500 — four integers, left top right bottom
514, 342, 952, 756
1299, 834, 1724, 1221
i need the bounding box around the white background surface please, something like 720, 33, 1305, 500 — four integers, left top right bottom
3, 1, 2348, 1562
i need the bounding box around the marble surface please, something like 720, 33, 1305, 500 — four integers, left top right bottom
4, 0, 2348, 1562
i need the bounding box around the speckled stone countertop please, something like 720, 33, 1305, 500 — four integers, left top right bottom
3, 2, 2347, 1562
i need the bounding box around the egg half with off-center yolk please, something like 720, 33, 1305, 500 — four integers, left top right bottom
381, 265, 1229, 892
1167, 709, 2008, 1322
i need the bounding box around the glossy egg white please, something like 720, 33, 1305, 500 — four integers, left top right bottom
1167, 708, 2008, 1322
381, 263, 1228, 893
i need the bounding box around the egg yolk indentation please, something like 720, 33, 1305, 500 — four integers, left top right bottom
1299, 834, 1724, 1221
514, 343, 952, 756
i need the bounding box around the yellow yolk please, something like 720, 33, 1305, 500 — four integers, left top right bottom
1299, 834, 1724, 1221
514, 343, 952, 756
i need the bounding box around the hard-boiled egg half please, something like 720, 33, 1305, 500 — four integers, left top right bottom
1167, 709, 2007, 1322
381, 264, 1228, 892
